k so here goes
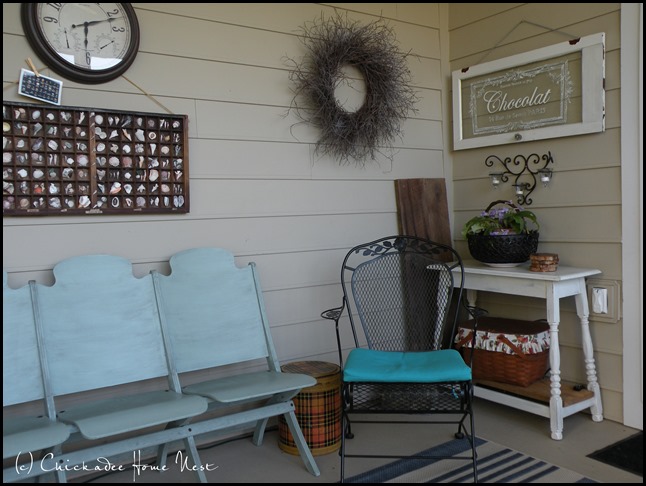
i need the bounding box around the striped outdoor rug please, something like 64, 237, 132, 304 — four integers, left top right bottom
345, 436, 596, 483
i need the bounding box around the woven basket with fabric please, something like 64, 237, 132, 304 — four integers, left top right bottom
455, 317, 550, 387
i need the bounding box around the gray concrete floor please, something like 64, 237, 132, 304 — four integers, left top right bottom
75, 399, 641, 483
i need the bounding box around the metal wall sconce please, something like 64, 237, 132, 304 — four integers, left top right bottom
485, 151, 554, 206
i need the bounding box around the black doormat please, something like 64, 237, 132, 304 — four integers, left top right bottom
588, 431, 643, 476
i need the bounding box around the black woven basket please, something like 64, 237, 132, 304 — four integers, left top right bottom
467, 232, 539, 264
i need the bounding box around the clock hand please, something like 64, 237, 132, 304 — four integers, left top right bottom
64, 28, 70, 48
71, 17, 122, 29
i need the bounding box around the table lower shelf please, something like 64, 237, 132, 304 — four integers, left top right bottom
474, 377, 596, 422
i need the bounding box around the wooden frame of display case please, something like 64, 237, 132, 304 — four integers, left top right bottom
3, 101, 189, 216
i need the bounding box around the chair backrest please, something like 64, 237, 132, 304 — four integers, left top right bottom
152, 247, 279, 374
34, 255, 172, 396
341, 236, 464, 352
3, 272, 48, 408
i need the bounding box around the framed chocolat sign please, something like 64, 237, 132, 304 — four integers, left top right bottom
452, 32, 605, 150
3, 101, 189, 216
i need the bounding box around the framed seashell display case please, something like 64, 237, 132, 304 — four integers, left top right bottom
3, 101, 189, 216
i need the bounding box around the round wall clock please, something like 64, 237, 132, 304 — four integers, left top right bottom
21, 3, 140, 84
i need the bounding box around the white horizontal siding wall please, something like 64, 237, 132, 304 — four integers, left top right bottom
2, 3, 447, 397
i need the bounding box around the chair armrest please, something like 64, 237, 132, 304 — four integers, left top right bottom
321, 305, 344, 322
321, 298, 346, 368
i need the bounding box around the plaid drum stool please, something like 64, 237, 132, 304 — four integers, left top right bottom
278, 361, 341, 456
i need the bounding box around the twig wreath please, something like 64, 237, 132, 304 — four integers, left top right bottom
286, 14, 419, 165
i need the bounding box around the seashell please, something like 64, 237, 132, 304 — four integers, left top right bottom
122, 144, 132, 154
33, 183, 44, 195
111, 197, 120, 208
16, 139, 26, 149
78, 112, 86, 123
64, 183, 75, 195
77, 169, 88, 179
2, 122, 10, 132
148, 158, 159, 168
122, 129, 132, 141
161, 184, 171, 193
172, 120, 181, 129
48, 140, 58, 150
65, 156, 75, 165
62, 168, 74, 179
136, 196, 146, 207
31, 153, 44, 164
163, 196, 170, 207
123, 171, 132, 180
48, 169, 58, 178
148, 131, 157, 140
135, 144, 145, 154
17, 169, 28, 178
32, 123, 43, 135
94, 196, 107, 208
48, 197, 61, 209
109, 129, 119, 139
19, 198, 30, 209
135, 129, 145, 141
149, 143, 157, 154
32, 138, 44, 150
124, 184, 133, 194
97, 169, 106, 181
161, 171, 170, 182
3, 152, 12, 163
47, 126, 58, 136
109, 156, 120, 167
137, 184, 146, 193
63, 127, 72, 137
122, 156, 133, 168
110, 143, 119, 153
174, 170, 183, 181
150, 183, 159, 193
95, 114, 104, 125
46, 112, 55, 121
149, 169, 159, 182
63, 141, 73, 150
136, 117, 144, 127
48, 183, 60, 195
3, 181, 14, 194
32, 110, 41, 120
77, 155, 89, 166
3, 198, 14, 210
173, 158, 183, 169
60, 112, 71, 122
78, 196, 91, 208
110, 182, 122, 195
97, 142, 106, 152
20, 124, 28, 135
33, 169, 45, 179
108, 116, 114, 126
64, 198, 75, 208
161, 145, 170, 155
174, 195, 185, 207
19, 181, 29, 193
114, 116, 120, 126
96, 128, 107, 140
122, 116, 132, 128
150, 196, 159, 207
124, 198, 133, 207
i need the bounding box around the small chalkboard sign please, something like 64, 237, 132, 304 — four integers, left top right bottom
18, 69, 63, 105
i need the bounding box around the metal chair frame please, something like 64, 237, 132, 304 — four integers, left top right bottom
322, 235, 484, 482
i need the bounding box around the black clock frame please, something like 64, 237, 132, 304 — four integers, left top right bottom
21, 3, 140, 85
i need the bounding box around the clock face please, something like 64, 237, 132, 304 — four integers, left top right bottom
21, 3, 140, 84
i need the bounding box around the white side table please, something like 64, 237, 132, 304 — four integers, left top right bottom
452, 260, 604, 440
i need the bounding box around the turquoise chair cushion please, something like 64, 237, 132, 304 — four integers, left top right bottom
343, 348, 471, 383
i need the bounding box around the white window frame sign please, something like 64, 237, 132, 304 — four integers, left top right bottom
452, 32, 605, 151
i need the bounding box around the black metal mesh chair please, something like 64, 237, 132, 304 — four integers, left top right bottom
321, 235, 485, 482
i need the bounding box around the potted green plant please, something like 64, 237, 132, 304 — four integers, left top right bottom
462, 200, 540, 266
